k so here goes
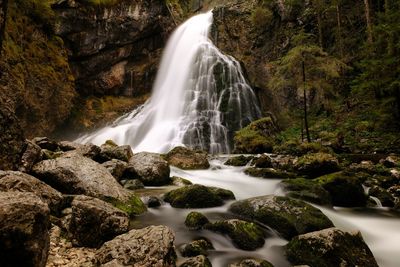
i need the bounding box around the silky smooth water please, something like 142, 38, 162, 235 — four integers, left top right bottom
77, 11, 260, 154
135, 158, 400, 267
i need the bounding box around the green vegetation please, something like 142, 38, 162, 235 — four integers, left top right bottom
106, 195, 147, 217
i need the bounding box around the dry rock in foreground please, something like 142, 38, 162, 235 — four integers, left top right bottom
0, 192, 50, 267
96, 225, 176, 266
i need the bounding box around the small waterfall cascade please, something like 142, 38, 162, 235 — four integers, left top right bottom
77, 11, 261, 153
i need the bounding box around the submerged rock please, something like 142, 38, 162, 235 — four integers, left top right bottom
32, 152, 131, 201
0, 171, 64, 215
228, 258, 274, 267
205, 219, 266, 251
96, 225, 176, 266
179, 255, 212, 267
185, 212, 210, 229
164, 184, 234, 208
180, 238, 214, 257
69, 195, 129, 248
127, 152, 171, 186
229, 195, 333, 239
0, 192, 50, 267
285, 228, 378, 267
165, 146, 210, 170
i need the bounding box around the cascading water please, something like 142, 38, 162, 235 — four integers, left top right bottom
77, 11, 261, 153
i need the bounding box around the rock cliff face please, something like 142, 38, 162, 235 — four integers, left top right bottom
54, 0, 174, 97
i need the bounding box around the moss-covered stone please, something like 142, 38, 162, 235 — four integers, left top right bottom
179, 255, 212, 267
224, 155, 254, 166
180, 238, 214, 257
316, 172, 368, 207
164, 184, 234, 208
171, 176, 193, 186
205, 219, 266, 251
229, 258, 274, 267
244, 167, 296, 179
185, 212, 210, 230
368, 186, 395, 207
280, 178, 332, 205
229, 195, 333, 239
294, 152, 340, 178
252, 155, 272, 168
106, 195, 147, 218
285, 228, 378, 267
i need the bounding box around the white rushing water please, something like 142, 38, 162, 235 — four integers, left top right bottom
78, 11, 260, 154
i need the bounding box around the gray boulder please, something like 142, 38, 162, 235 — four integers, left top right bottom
96, 225, 176, 266
127, 152, 170, 186
286, 228, 378, 267
229, 195, 333, 239
0, 171, 64, 215
98, 141, 133, 163
32, 152, 131, 201
69, 195, 129, 248
0, 192, 50, 267
102, 159, 128, 181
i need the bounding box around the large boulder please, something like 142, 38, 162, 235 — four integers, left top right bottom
101, 159, 128, 181
164, 184, 235, 208
185, 212, 210, 230
229, 195, 333, 239
285, 228, 378, 267
95, 225, 176, 266
224, 155, 254, 166
58, 141, 101, 159
0, 192, 50, 267
0, 171, 64, 215
294, 152, 340, 178
69, 195, 129, 248
98, 140, 133, 163
165, 146, 210, 170
316, 172, 368, 207
32, 152, 131, 201
127, 152, 171, 186
204, 219, 266, 250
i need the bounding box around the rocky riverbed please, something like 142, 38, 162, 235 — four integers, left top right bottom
1, 137, 399, 267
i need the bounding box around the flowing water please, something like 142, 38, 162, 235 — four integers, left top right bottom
77, 11, 260, 154
76, 11, 400, 267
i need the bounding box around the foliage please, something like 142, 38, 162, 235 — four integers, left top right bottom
251, 6, 273, 31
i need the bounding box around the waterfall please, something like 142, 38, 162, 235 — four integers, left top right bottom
77, 11, 261, 153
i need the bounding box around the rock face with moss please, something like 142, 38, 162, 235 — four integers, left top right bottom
53, 0, 174, 97
0, 0, 76, 138
229, 195, 333, 239
286, 228, 378, 267
281, 178, 332, 205
294, 152, 340, 178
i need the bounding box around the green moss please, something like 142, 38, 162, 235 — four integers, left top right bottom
106, 195, 147, 217
164, 184, 225, 208
185, 212, 210, 229
244, 167, 296, 179
224, 155, 254, 166
281, 178, 332, 205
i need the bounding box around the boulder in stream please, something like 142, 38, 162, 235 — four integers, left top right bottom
294, 152, 340, 178
285, 228, 378, 267
228, 258, 274, 267
164, 184, 234, 208
95, 225, 176, 266
165, 146, 210, 170
0, 192, 50, 267
180, 238, 214, 257
229, 195, 333, 239
127, 152, 171, 186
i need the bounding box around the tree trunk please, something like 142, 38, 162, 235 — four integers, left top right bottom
302, 60, 311, 143
0, 0, 8, 56
364, 0, 373, 44
336, 4, 344, 58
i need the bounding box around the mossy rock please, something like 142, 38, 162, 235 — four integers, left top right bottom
244, 167, 296, 179
179, 255, 212, 267
164, 184, 234, 208
252, 155, 272, 168
185, 212, 210, 230
180, 238, 214, 257
280, 178, 332, 205
171, 176, 193, 186
294, 152, 340, 178
229, 195, 333, 239
233, 117, 278, 154
225, 155, 254, 166
275, 141, 332, 157
285, 228, 378, 267
205, 219, 267, 251
105, 195, 147, 218
316, 172, 367, 207
229, 258, 274, 267
368, 186, 395, 207
208, 186, 235, 200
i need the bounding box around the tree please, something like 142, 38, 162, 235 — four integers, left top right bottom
269, 32, 347, 142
